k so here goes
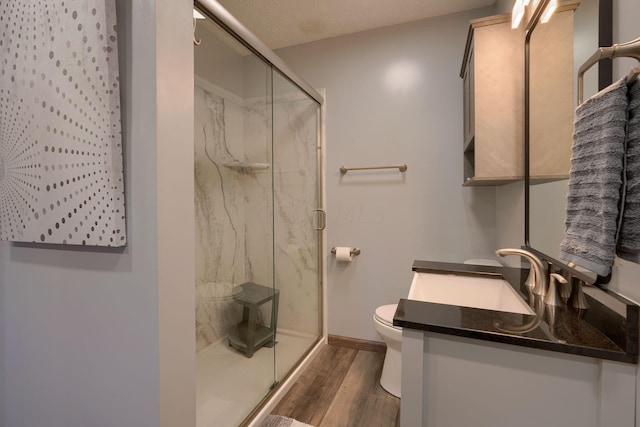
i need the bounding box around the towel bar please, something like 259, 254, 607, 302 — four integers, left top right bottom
340, 164, 407, 174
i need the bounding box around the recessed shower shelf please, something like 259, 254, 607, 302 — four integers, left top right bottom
222, 161, 271, 172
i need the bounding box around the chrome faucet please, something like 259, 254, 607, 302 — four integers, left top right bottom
544, 273, 568, 306
495, 248, 547, 296
568, 276, 589, 310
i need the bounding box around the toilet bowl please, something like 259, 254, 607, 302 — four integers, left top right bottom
373, 304, 402, 398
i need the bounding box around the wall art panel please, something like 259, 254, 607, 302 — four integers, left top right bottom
0, 1, 126, 246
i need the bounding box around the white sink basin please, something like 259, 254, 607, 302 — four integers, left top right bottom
408, 272, 535, 315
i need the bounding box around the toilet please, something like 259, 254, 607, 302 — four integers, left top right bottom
373, 303, 402, 398
373, 258, 501, 399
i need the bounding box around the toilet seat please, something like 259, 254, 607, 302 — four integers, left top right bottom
374, 304, 401, 329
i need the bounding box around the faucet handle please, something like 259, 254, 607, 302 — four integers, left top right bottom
558, 273, 572, 299
544, 273, 567, 306
568, 277, 589, 310
524, 268, 536, 290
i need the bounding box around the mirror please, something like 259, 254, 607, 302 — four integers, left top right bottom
525, 0, 611, 280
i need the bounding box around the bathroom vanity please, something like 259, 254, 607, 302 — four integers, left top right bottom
396, 1, 636, 425
394, 260, 639, 427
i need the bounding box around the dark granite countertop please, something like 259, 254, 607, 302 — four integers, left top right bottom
393, 260, 639, 364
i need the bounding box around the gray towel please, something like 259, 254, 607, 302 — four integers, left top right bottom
617, 77, 640, 261
560, 78, 628, 276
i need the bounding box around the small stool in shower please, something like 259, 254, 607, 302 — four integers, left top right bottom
228, 282, 280, 358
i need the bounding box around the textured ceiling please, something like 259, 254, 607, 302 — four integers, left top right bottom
216, 0, 497, 50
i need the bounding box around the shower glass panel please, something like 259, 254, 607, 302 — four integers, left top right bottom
272, 70, 321, 381
194, 14, 275, 427
193, 5, 322, 426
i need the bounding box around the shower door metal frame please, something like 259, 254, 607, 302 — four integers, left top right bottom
195, 0, 324, 106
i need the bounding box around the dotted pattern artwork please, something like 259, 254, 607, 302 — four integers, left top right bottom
0, 1, 126, 246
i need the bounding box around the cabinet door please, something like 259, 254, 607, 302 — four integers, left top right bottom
473, 20, 523, 180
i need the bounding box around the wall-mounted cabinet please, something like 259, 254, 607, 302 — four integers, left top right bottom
529, 3, 578, 183
460, 14, 524, 186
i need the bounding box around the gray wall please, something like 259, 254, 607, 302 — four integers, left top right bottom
611, 0, 640, 410
494, 0, 514, 14
0, 0, 195, 426
277, 7, 502, 342
609, 2, 640, 304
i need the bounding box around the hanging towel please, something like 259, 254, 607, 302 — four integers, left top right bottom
617, 77, 640, 261
560, 77, 629, 276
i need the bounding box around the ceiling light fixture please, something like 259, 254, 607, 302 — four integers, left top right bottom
511, 0, 525, 29
541, 0, 557, 23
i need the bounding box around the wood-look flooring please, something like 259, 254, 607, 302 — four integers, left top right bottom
270, 343, 401, 427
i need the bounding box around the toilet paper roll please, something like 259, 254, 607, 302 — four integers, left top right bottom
335, 247, 353, 262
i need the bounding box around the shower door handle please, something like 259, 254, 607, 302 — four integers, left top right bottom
313, 209, 326, 231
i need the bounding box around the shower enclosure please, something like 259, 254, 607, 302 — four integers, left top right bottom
193, 1, 324, 425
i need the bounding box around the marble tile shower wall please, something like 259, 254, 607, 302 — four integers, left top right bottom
194, 82, 319, 351
271, 95, 319, 337
243, 97, 275, 295
195, 84, 246, 351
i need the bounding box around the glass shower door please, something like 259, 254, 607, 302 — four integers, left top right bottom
194, 5, 323, 426
194, 13, 276, 427
271, 70, 322, 383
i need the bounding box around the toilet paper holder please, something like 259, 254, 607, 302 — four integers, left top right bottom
331, 247, 361, 256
